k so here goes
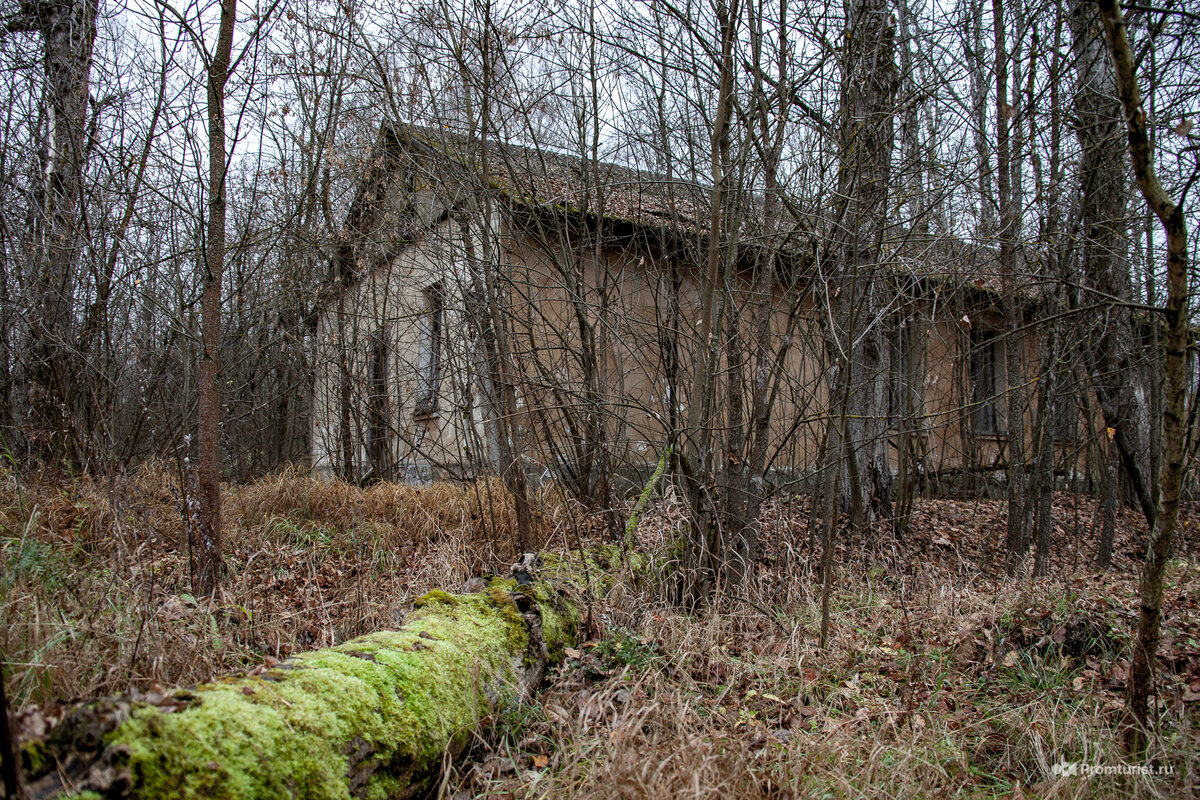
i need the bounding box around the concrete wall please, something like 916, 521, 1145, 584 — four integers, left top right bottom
312, 170, 1080, 491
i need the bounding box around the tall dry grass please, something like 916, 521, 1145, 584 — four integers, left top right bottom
444, 559, 1200, 800
0, 464, 519, 710
2, 465, 1197, 798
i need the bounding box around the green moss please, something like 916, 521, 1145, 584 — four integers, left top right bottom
412, 588, 456, 608
512, 580, 574, 659
485, 583, 521, 615
22, 738, 49, 774
362, 772, 408, 800
84, 582, 577, 800
23, 574, 580, 800
542, 545, 648, 596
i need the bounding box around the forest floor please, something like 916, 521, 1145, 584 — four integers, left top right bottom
2, 465, 1199, 798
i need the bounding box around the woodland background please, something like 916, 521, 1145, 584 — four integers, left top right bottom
1, 0, 1199, 797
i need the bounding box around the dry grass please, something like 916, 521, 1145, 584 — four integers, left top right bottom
446, 563, 1200, 799
2, 466, 1198, 798
0, 464, 519, 709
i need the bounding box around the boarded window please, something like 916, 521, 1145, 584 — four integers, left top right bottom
414, 284, 443, 417
1051, 393, 1077, 442
888, 322, 911, 429
971, 330, 1000, 435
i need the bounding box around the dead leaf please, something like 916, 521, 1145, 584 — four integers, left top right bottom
531, 754, 549, 769
1176, 119, 1194, 136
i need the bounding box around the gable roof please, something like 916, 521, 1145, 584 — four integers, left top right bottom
315, 121, 1025, 323
386, 122, 714, 236
313, 121, 812, 317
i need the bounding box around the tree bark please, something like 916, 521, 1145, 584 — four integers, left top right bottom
1031, 2, 1066, 580
19, 577, 578, 800
678, 0, 739, 604
1072, 0, 1155, 534
994, 0, 1029, 576
11, 0, 99, 467
829, 0, 896, 527
1096, 0, 1190, 755
194, 0, 236, 597
1, 661, 25, 800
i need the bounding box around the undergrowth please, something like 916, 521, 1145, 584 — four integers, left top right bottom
2, 464, 1198, 799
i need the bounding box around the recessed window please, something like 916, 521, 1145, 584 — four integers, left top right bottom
1051, 393, 1077, 442
414, 283, 443, 417
889, 323, 912, 429
971, 330, 1000, 435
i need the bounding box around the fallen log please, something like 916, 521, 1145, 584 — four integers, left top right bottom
19, 572, 577, 800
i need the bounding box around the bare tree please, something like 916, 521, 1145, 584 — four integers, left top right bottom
994, 0, 1029, 575
1096, 0, 1193, 755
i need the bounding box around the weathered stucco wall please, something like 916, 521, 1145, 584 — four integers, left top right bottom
311, 142, 1085, 491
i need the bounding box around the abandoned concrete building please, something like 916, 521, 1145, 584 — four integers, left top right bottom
310, 122, 1073, 494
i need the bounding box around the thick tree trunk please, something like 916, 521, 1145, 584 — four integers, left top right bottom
1096, 0, 1190, 755
829, 0, 896, 527
1072, 0, 1155, 533
19, 577, 577, 800
11, 0, 99, 467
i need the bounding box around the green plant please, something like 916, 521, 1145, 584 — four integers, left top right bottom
998, 650, 1073, 693
264, 516, 339, 549
2, 508, 62, 593
593, 628, 661, 670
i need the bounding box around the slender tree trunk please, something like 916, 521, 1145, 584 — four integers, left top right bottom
819, 377, 846, 649
994, 0, 1029, 576
195, 0, 236, 597
1, 661, 24, 800
679, 0, 739, 603
892, 0, 929, 539
729, 35, 796, 587
967, 0, 995, 241
1031, 330, 1057, 578
1096, 0, 1190, 755
459, 210, 536, 553
1096, 438, 1118, 569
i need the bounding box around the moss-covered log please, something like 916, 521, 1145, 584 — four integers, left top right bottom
20, 576, 577, 800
